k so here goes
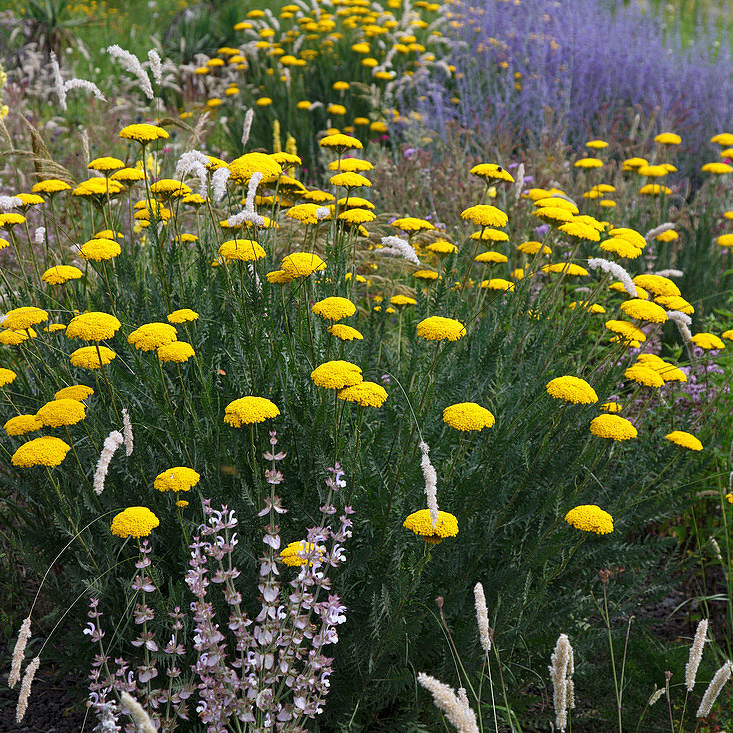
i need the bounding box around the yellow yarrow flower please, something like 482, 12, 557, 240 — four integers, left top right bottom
391, 217, 435, 233
280, 540, 324, 567
590, 414, 638, 441
403, 509, 458, 543
54, 384, 94, 401
281, 252, 326, 278
128, 323, 178, 351
312, 297, 356, 321
218, 239, 266, 262
110, 507, 160, 538
665, 431, 703, 451
442, 402, 495, 431
32, 179, 71, 194
558, 221, 601, 242
417, 316, 466, 341
0, 328, 36, 345
654, 132, 681, 145
320, 133, 363, 151
390, 295, 417, 307
337, 381, 388, 407
79, 238, 121, 261
311, 360, 363, 389
480, 278, 514, 291
157, 341, 195, 363
154, 467, 201, 492
619, 299, 668, 323
41, 265, 83, 285
330, 171, 371, 188
564, 505, 613, 534
469, 163, 514, 183
224, 396, 280, 426
0, 367, 17, 387
690, 333, 725, 350
546, 376, 598, 405
3, 306, 48, 331
328, 324, 363, 341
11, 436, 71, 467
605, 320, 646, 342
36, 398, 86, 427
702, 162, 733, 174
119, 124, 169, 143
624, 365, 664, 388
542, 263, 589, 277
4, 414, 43, 436
167, 309, 199, 324
474, 251, 507, 264
460, 204, 508, 228
229, 152, 282, 184
599, 238, 642, 259
66, 312, 121, 341
87, 156, 125, 172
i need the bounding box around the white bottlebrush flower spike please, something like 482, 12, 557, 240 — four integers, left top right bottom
377, 235, 420, 266
549, 633, 574, 732
685, 619, 708, 691
644, 222, 675, 240
697, 660, 732, 718
8, 616, 31, 688
241, 108, 254, 148
419, 440, 438, 526
120, 691, 157, 733
93, 430, 124, 495
147, 49, 163, 85
417, 673, 480, 733
175, 150, 209, 197
107, 45, 154, 99
587, 257, 637, 297
473, 582, 491, 654
212, 167, 231, 203
121, 408, 134, 456
15, 656, 40, 723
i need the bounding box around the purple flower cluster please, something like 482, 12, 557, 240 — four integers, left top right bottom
86, 436, 353, 732
416, 0, 733, 178
186, 498, 352, 731
87, 541, 194, 732
185, 438, 352, 731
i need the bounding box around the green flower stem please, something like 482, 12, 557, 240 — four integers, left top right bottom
95, 342, 122, 424
44, 466, 100, 573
